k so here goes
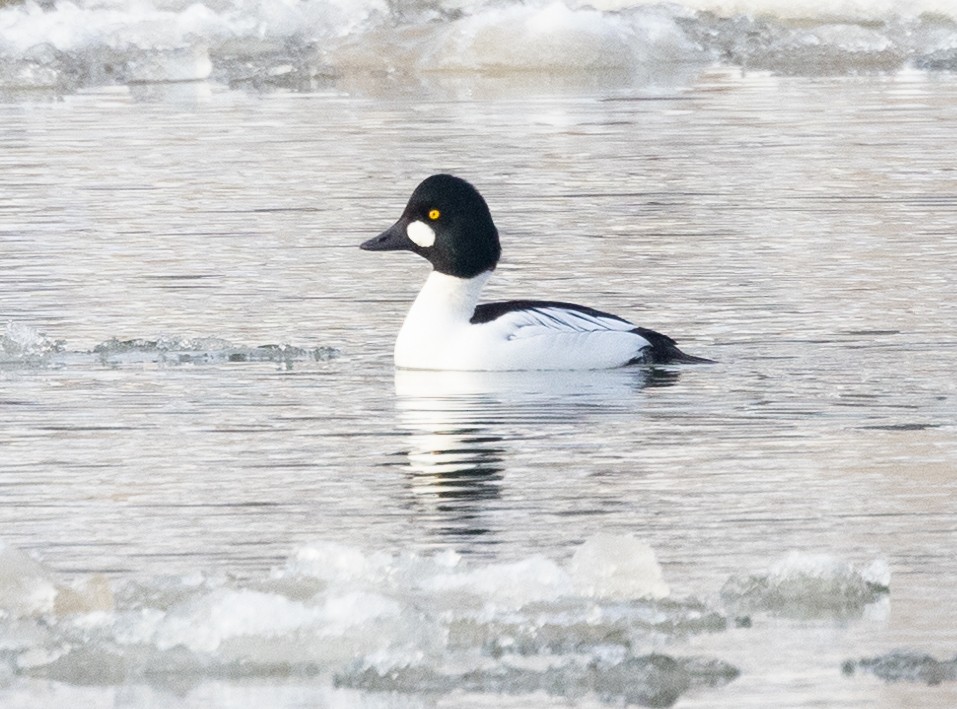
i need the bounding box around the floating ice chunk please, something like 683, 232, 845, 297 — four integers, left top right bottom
0, 543, 58, 618
53, 576, 114, 616
121, 584, 433, 673
764, 552, 889, 590
0, 537, 738, 702
338, 652, 740, 705
285, 535, 668, 609
721, 551, 890, 618
91, 336, 338, 365
0, 543, 112, 619
422, 1, 697, 72
125, 45, 212, 82
150, 587, 400, 653
0, 322, 64, 362
843, 650, 957, 684
1, 333, 338, 369
806, 23, 894, 53
152, 589, 317, 653
588, 0, 957, 21
422, 555, 573, 608
3, 0, 957, 91
859, 558, 891, 588
283, 540, 398, 585
569, 533, 670, 600
14, 645, 69, 670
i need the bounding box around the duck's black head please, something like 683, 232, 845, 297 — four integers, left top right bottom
360, 174, 501, 279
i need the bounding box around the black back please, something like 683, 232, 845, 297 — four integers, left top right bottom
470, 299, 631, 325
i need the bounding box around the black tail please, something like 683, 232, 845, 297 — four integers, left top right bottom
629, 327, 715, 365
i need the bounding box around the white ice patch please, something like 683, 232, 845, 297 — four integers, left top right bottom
0, 543, 58, 618
0, 334, 338, 369
569, 533, 670, 599
423, 1, 699, 71
720, 551, 890, 618
0, 536, 732, 694
2, 0, 956, 90
149, 588, 401, 653
406, 220, 436, 248
152, 589, 324, 653
0, 542, 113, 619
1, 322, 64, 361
420, 556, 572, 608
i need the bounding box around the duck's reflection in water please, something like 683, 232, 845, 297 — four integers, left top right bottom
392, 368, 679, 550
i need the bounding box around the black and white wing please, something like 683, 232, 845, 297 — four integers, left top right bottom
471, 300, 708, 366
473, 299, 633, 330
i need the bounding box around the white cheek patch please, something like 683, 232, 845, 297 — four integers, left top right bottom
406, 220, 436, 248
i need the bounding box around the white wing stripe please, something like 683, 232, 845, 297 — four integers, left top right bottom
497, 306, 635, 336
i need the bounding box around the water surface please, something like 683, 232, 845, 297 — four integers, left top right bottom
1, 68, 956, 707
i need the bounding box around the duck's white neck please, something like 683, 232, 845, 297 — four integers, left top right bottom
394, 269, 493, 368
408, 270, 492, 322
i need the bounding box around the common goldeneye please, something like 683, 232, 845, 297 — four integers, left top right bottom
360, 174, 711, 370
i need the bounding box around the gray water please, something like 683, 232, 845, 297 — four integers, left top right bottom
1, 68, 956, 707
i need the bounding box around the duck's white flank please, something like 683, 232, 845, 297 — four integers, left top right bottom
394, 271, 654, 371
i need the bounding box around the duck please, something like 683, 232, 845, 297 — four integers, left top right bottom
360, 174, 711, 370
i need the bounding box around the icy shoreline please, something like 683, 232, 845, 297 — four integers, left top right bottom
2, 0, 956, 92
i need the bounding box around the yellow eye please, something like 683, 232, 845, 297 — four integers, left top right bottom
428, 209, 441, 221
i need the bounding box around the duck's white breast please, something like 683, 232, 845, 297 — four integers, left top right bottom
394, 271, 490, 370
